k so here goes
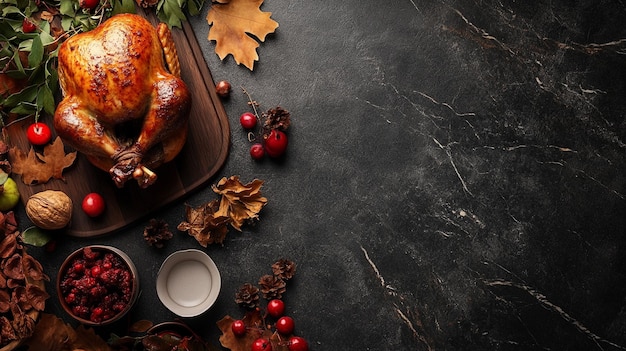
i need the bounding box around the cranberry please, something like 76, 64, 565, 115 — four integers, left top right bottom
82, 192, 105, 217
267, 299, 285, 318
251, 338, 272, 351
231, 319, 246, 336
276, 316, 294, 335
22, 18, 37, 33
250, 143, 265, 160
239, 112, 257, 129
79, 0, 99, 9
264, 130, 288, 158
288, 336, 308, 351
26, 122, 52, 146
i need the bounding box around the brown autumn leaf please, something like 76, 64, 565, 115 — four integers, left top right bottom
177, 200, 231, 247
23, 313, 113, 351
8, 137, 76, 185
218, 310, 290, 351
206, 0, 279, 70
212, 176, 267, 231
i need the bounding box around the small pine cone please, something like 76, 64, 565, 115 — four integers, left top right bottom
272, 259, 296, 281
258, 274, 286, 300
263, 107, 291, 133
235, 283, 260, 309
143, 219, 173, 248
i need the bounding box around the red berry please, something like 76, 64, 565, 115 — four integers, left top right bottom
251, 338, 272, 351
250, 143, 265, 160
288, 336, 308, 351
79, 0, 99, 9
22, 18, 37, 33
239, 112, 257, 129
264, 130, 288, 158
267, 299, 285, 318
231, 319, 246, 336
90, 265, 101, 277
82, 192, 105, 217
276, 316, 294, 335
26, 122, 52, 145
215, 80, 231, 97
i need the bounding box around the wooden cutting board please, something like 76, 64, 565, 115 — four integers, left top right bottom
6, 9, 230, 237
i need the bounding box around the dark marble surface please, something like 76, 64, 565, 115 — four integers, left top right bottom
23, 0, 626, 350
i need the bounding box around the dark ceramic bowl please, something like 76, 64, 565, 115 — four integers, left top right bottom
57, 245, 139, 326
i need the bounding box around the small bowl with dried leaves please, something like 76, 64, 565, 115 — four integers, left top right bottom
57, 245, 139, 326
0, 212, 49, 351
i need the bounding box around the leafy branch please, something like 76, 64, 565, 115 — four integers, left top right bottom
0, 0, 205, 125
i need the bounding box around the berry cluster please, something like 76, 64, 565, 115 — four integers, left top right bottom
59, 247, 133, 323
231, 298, 309, 351
221, 259, 308, 351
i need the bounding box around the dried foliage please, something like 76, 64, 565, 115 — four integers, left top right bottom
20, 313, 112, 351
206, 0, 279, 70
177, 200, 230, 247
212, 176, 267, 231
220, 259, 300, 351
8, 137, 76, 185
178, 176, 267, 246
0, 211, 49, 348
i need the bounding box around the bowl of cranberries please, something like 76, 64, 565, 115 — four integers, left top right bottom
57, 245, 139, 326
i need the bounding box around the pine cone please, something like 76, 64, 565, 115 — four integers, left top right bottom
235, 283, 260, 309
263, 107, 291, 134
258, 274, 286, 300
272, 259, 296, 281
143, 219, 173, 248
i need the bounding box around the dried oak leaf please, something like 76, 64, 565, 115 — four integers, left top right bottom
22, 252, 49, 282
8, 137, 76, 184
0, 290, 9, 313
22, 313, 113, 351
0, 232, 18, 259
218, 309, 273, 351
177, 200, 231, 247
206, 0, 279, 70
10, 303, 35, 339
212, 176, 267, 231
3, 253, 24, 280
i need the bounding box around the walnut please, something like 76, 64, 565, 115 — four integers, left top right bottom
25, 190, 72, 230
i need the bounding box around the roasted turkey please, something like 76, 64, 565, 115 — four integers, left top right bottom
53, 13, 191, 188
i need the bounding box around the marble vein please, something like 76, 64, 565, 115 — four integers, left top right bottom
484, 279, 626, 351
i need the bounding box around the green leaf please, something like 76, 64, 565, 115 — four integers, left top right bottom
0, 172, 8, 185
37, 84, 55, 115
10, 102, 36, 115
39, 21, 55, 45
3, 84, 36, 108
1, 5, 21, 16
27, 33, 43, 67
187, 0, 200, 16
59, 0, 76, 16
22, 226, 55, 247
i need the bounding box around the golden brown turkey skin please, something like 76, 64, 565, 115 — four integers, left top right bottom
53, 13, 191, 188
